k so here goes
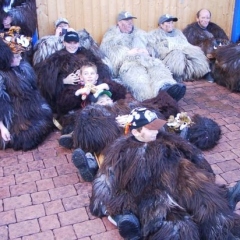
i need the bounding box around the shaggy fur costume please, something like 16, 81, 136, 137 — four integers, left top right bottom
34, 48, 126, 116
90, 132, 240, 239
65, 90, 179, 152
147, 28, 210, 81
100, 26, 177, 101
0, 39, 53, 151
0, 0, 37, 36
212, 43, 240, 91
183, 22, 229, 55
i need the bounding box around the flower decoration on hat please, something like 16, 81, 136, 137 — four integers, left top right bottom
0, 26, 31, 54
167, 112, 193, 132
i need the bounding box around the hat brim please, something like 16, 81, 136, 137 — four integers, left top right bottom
119, 16, 137, 21
56, 21, 69, 27
99, 90, 112, 98
144, 118, 166, 130
164, 17, 178, 23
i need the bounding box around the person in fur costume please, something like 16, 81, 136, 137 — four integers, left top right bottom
34, 31, 126, 117
88, 107, 240, 240
182, 9, 229, 55
147, 14, 211, 82
100, 11, 186, 102
0, 35, 53, 151
212, 43, 240, 92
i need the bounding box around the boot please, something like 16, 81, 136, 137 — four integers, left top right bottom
164, 83, 186, 102
72, 148, 99, 182
59, 132, 73, 149
108, 213, 141, 240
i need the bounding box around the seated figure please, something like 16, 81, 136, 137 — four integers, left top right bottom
0, 30, 53, 151
148, 14, 212, 82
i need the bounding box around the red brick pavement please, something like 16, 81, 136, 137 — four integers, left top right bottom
0, 80, 240, 239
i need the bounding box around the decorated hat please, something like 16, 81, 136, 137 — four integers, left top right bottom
117, 11, 137, 21
125, 107, 166, 133
158, 14, 178, 24
0, 26, 31, 54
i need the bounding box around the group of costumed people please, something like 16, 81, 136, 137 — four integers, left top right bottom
1, 3, 240, 240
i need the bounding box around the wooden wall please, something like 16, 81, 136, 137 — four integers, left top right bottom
36, 0, 235, 44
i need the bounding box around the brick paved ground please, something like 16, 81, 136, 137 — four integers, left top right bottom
0, 80, 240, 240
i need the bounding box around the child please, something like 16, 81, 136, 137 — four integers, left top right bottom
75, 62, 110, 100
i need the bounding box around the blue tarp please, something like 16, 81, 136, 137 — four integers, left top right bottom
231, 0, 240, 42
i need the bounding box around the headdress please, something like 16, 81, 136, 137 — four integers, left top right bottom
0, 26, 31, 54
124, 107, 166, 134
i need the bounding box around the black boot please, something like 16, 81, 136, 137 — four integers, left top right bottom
59, 132, 73, 149
204, 72, 214, 83
227, 181, 240, 210
72, 148, 99, 182
164, 83, 186, 102
108, 213, 141, 240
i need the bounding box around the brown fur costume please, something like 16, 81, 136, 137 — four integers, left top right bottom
0, 39, 53, 151
183, 22, 229, 55
212, 43, 240, 91
90, 131, 240, 239
34, 48, 126, 116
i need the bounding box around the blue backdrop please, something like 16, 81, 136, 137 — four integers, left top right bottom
231, 0, 240, 42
